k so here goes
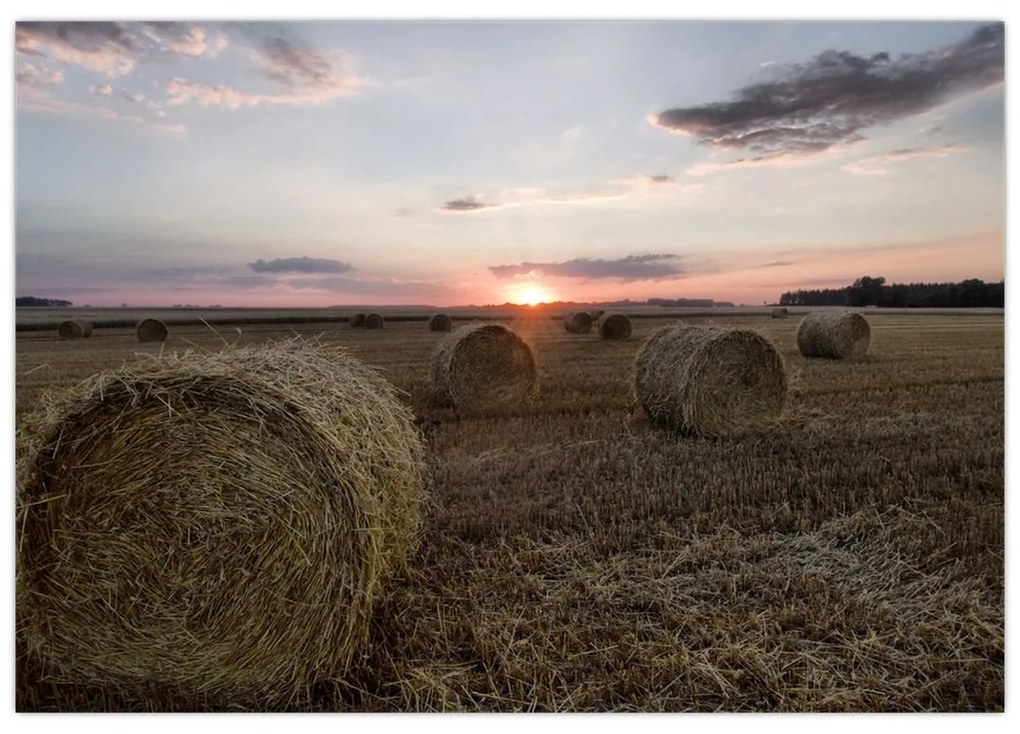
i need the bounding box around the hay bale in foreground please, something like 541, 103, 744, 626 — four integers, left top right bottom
429, 313, 453, 332
771, 307, 789, 319
563, 311, 593, 334
796, 311, 871, 359
135, 318, 168, 343
365, 313, 385, 330
432, 322, 537, 411
635, 324, 787, 436
58, 320, 93, 340
598, 312, 632, 340
15, 340, 426, 708
351, 313, 367, 328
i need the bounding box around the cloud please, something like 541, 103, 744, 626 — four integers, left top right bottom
165, 28, 361, 110
142, 23, 228, 58
16, 62, 65, 87
439, 175, 695, 213
489, 254, 685, 282
651, 23, 1003, 157
841, 144, 969, 176
441, 196, 494, 211
247, 256, 353, 274
755, 261, 795, 268
16, 21, 140, 76
90, 83, 113, 96
284, 275, 450, 298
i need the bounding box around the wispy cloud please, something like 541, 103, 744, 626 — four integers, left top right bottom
90, 83, 113, 96
248, 256, 353, 274
841, 144, 969, 176
142, 22, 228, 58
651, 23, 1003, 158
489, 254, 685, 282
16, 21, 140, 76
439, 174, 695, 213
16, 62, 65, 87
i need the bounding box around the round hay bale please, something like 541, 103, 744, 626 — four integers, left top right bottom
770, 307, 789, 319
563, 311, 593, 335
635, 324, 787, 436
428, 313, 453, 332
15, 340, 426, 707
350, 313, 367, 328
598, 312, 632, 340
796, 310, 871, 359
365, 313, 385, 330
135, 318, 168, 343
432, 322, 537, 411
590, 310, 605, 322
58, 320, 93, 340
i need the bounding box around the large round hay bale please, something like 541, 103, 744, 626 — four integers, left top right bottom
635, 324, 787, 436
135, 318, 168, 343
770, 307, 789, 319
351, 313, 367, 328
796, 311, 871, 359
365, 313, 385, 330
15, 340, 426, 707
598, 312, 632, 340
563, 311, 593, 335
58, 320, 93, 340
428, 313, 452, 332
432, 322, 537, 411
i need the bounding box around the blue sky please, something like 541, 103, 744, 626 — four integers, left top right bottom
14, 17, 1005, 306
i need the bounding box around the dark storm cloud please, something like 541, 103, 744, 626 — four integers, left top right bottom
442, 197, 494, 211
247, 256, 353, 274
652, 23, 1004, 156
489, 254, 685, 282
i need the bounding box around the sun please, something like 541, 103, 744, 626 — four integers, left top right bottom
513, 286, 553, 306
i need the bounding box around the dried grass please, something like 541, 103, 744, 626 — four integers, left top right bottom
598, 313, 632, 340
135, 318, 168, 343
635, 324, 787, 436
366, 313, 385, 330
351, 313, 367, 328
432, 323, 537, 412
563, 312, 593, 335
429, 314, 453, 332
58, 320, 93, 340
797, 311, 871, 359
16, 338, 426, 708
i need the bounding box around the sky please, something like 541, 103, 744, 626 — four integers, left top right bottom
13, 17, 1006, 307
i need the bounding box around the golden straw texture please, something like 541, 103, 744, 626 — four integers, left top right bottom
16, 339, 426, 708
796, 311, 871, 359
432, 322, 537, 411
635, 324, 787, 436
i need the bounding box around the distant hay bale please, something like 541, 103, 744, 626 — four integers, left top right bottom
351, 313, 367, 328
432, 322, 537, 411
135, 318, 168, 343
635, 324, 787, 436
365, 313, 385, 330
771, 307, 789, 319
796, 311, 871, 359
58, 320, 93, 340
429, 313, 453, 332
598, 312, 632, 340
15, 340, 426, 707
563, 311, 593, 334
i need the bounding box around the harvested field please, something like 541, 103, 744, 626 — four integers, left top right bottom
14, 311, 1004, 712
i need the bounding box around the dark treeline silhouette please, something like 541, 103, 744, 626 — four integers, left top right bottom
16, 296, 73, 307
779, 277, 1004, 308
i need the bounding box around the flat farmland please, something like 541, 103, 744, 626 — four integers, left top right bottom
14, 311, 1005, 712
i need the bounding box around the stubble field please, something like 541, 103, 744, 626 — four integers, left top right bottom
14, 311, 1005, 712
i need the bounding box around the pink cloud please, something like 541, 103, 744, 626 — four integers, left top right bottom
16, 22, 138, 77
165, 75, 360, 109
15, 62, 65, 87
90, 83, 113, 96
841, 145, 969, 176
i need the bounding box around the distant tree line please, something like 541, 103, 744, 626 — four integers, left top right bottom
16, 296, 73, 307
779, 277, 1004, 308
